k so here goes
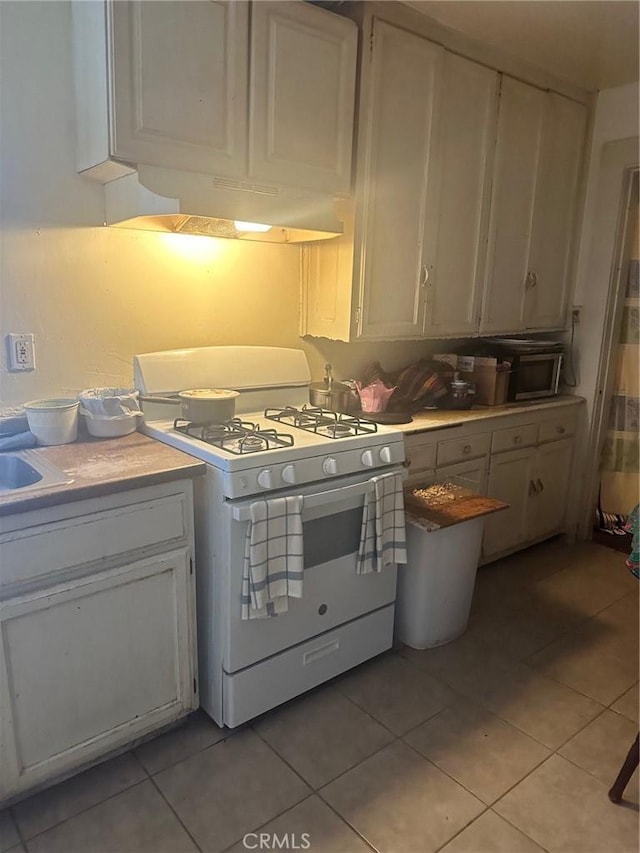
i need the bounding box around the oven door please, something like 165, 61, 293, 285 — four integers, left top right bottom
221, 468, 403, 673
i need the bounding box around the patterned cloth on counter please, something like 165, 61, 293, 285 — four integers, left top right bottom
357, 472, 407, 574
241, 496, 304, 619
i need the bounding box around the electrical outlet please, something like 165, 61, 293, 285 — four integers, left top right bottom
7, 333, 36, 371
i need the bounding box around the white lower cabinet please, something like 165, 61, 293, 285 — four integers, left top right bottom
483, 447, 535, 557
528, 439, 574, 542
403, 402, 581, 564
483, 438, 574, 560
0, 482, 198, 803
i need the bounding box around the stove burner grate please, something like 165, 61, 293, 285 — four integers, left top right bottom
264, 406, 378, 437
173, 418, 294, 454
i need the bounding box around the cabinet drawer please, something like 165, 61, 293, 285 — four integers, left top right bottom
405, 440, 436, 478
436, 432, 490, 466
538, 408, 578, 443
491, 423, 538, 454
223, 605, 394, 727
0, 491, 190, 591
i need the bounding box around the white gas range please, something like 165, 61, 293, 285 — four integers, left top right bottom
135, 346, 406, 727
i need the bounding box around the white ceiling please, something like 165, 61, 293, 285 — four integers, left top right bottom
404, 1, 639, 91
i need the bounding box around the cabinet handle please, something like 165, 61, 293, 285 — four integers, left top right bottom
536, 478, 544, 492
420, 264, 429, 287
525, 271, 538, 291
529, 479, 537, 495
513, 435, 522, 445
556, 425, 566, 435
463, 444, 472, 455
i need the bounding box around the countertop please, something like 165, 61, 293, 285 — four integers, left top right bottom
0, 432, 206, 516
394, 395, 584, 435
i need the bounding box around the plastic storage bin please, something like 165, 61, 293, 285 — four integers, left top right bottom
395, 516, 484, 649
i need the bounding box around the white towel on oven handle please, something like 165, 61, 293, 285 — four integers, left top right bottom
241, 495, 304, 620
357, 472, 407, 574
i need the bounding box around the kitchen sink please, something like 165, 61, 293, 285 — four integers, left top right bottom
0, 450, 69, 494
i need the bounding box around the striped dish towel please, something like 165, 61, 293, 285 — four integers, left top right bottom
357, 472, 407, 574
241, 496, 304, 620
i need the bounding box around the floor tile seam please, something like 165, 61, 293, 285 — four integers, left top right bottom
335, 683, 459, 740
486, 806, 553, 853
147, 772, 205, 853
217, 791, 382, 853
6, 806, 26, 852
10, 750, 150, 846
524, 659, 631, 707
248, 719, 389, 793
16, 776, 152, 850
607, 681, 640, 721
401, 724, 552, 809
469, 690, 579, 751
398, 735, 490, 808
331, 686, 408, 740
143, 727, 243, 779
556, 744, 639, 794
430, 804, 493, 853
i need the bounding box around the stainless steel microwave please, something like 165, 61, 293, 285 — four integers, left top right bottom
485, 339, 564, 401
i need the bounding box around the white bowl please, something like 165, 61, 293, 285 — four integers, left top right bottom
24, 399, 79, 446
80, 409, 142, 438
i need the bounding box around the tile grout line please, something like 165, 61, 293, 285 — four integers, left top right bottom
17, 777, 151, 852
146, 769, 205, 853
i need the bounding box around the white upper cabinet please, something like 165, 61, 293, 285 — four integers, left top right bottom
75, 1, 357, 194
109, 1, 248, 178
480, 76, 545, 334
300, 14, 588, 342
249, 1, 357, 194
423, 53, 498, 338
525, 93, 586, 330
481, 79, 586, 334
357, 22, 443, 339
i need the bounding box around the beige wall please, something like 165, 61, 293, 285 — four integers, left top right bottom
0, 0, 432, 407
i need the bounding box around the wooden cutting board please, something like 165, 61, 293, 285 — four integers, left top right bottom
404, 485, 509, 530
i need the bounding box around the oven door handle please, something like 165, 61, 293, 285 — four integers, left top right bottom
231, 478, 385, 522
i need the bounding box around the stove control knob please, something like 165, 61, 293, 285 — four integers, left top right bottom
257, 469, 274, 489
361, 449, 375, 467
379, 445, 393, 464
322, 457, 338, 476
281, 464, 297, 484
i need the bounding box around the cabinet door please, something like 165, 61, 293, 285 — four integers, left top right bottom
249, 1, 357, 194
483, 448, 535, 558
357, 22, 443, 340
0, 549, 195, 800
528, 439, 574, 541
480, 76, 545, 333
423, 54, 498, 337
525, 94, 586, 329
110, 0, 248, 176
436, 457, 489, 495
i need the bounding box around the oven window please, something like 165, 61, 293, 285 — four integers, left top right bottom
303, 507, 363, 569
518, 358, 556, 394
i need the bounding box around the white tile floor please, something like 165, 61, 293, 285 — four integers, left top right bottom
1, 539, 638, 853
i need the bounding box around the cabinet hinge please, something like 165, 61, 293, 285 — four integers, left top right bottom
189, 558, 193, 575
476, 310, 482, 327
193, 678, 197, 694
355, 306, 361, 328
369, 19, 374, 57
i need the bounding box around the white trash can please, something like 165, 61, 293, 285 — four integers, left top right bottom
395, 516, 484, 649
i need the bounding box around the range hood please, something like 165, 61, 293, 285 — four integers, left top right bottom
103, 164, 343, 244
